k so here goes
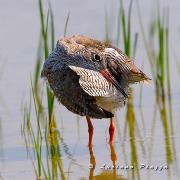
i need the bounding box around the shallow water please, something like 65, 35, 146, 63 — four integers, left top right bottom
0, 0, 180, 179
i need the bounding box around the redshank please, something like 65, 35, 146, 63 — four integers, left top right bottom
41, 35, 150, 147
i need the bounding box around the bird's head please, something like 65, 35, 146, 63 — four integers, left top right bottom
41, 35, 112, 77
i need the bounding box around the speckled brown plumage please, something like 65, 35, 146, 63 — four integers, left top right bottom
41, 35, 150, 119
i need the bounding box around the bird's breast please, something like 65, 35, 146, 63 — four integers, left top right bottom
95, 92, 127, 113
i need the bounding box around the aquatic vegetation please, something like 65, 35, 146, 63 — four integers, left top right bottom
23, 85, 66, 179
151, 9, 173, 163
108, 1, 144, 180
119, 1, 141, 179
136, 1, 176, 174
22, 0, 66, 179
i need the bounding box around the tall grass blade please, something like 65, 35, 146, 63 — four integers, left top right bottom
137, 2, 176, 172
117, 1, 142, 179
64, 12, 70, 37
104, 7, 110, 43
48, 0, 55, 50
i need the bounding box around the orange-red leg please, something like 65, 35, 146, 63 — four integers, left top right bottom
109, 142, 117, 177
109, 142, 117, 166
86, 116, 94, 148
109, 117, 115, 144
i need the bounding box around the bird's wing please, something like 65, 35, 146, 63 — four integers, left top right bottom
69, 65, 116, 97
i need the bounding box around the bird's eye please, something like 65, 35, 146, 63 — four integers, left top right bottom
93, 53, 101, 61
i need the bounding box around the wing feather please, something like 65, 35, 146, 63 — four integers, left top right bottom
69, 66, 116, 97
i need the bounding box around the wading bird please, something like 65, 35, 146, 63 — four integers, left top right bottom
41, 35, 150, 147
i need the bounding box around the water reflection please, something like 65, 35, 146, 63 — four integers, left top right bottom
125, 90, 141, 180
81, 143, 126, 180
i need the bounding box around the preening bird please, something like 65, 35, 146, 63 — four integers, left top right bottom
41, 35, 150, 147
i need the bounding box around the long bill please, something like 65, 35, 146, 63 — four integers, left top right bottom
100, 69, 128, 98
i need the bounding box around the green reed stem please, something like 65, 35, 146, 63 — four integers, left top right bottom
118, 1, 142, 179
64, 12, 70, 37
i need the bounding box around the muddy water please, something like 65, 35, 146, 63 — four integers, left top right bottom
0, 0, 180, 179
